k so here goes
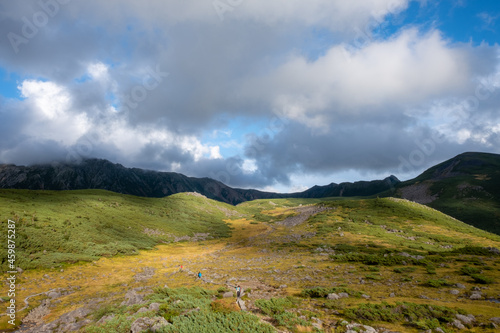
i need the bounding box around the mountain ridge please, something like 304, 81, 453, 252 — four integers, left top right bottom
0, 158, 398, 205
395, 151, 500, 234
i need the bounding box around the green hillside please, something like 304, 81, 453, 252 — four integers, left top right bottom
0, 189, 237, 270
1, 191, 500, 332
395, 152, 500, 235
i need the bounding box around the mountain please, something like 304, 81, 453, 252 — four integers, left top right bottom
395, 152, 500, 234
292, 175, 400, 198
0, 159, 281, 205
0, 159, 398, 205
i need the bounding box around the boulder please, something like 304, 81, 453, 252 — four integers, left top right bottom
96, 314, 115, 325
121, 290, 144, 306
327, 293, 340, 300
149, 303, 161, 312
470, 293, 482, 300
47, 291, 62, 299
223, 291, 234, 298
130, 317, 170, 333
452, 319, 466, 330
456, 314, 475, 326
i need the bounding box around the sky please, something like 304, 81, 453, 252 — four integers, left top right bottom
0, 0, 499, 193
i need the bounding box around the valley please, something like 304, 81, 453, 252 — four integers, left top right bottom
1, 191, 499, 332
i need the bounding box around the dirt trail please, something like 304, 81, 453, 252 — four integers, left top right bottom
277, 205, 330, 227
11, 204, 329, 330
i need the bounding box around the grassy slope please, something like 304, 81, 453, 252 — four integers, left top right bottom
1, 192, 499, 332
397, 152, 500, 235
0, 189, 238, 270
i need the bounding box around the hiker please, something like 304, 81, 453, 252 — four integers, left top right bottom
236, 285, 241, 298
198, 272, 202, 279
180, 265, 183, 271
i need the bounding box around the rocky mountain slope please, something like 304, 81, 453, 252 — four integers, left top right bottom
395, 152, 500, 234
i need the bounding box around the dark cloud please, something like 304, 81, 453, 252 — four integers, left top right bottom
0, 0, 499, 190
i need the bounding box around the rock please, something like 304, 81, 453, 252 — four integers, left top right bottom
237, 299, 247, 311
279, 284, 287, 289
389, 293, 396, 298
312, 318, 323, 329
490, 317, 500, 324
455, 283, 466, 289
149, 303, 161, 312
96, 314, 115, 325
130, 318, 153, 333
223, 291, 234, 298
327, 293, 340, 300
450, 289, 460, 295
470, 293, 482, 300
47, 291, 62, 299
338, 292, 349, 299
434, 328, 445, 333
472, 286, 481, 291
452, 319, 466, 330
361, 294, 370, 299
346, 323, 377, 333
456, 314, 475, 326
152, 317, 170, 331
136, 307, 149, 314
121, 290, 144, 306
486, 247, 500, 255
130, 317, 170, 333
419, 295, 429, 299
16, 267, 24, 274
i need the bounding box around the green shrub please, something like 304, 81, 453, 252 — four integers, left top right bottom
394, 267, 416, 274
344, 302, 466, 329
273, 311, 310, 331
425, 265, 436, 275
255, 298, 293, 316
158, 310, 275, 333
470, 274, 495, 284
459, 266, 481, 276
365, 274, 382, 281
301, 287, 362, 298
453, 246, 496, 256
85, 314, 136, 333
424, 279, 453, 288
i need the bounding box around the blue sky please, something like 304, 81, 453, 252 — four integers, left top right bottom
0, 0, 499, 193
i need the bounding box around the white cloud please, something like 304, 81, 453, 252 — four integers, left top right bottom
242, 159, 257, 174
252, 29, 472, 129
19, 80, 90, 145
88, 62, 109, 81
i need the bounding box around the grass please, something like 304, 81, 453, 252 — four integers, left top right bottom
0, 192, 500, 332
0, 190, 243, 270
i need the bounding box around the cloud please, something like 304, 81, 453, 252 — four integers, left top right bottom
0, 0, 499, 191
